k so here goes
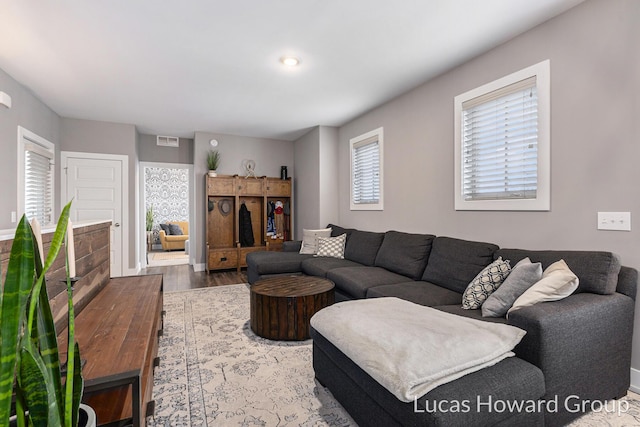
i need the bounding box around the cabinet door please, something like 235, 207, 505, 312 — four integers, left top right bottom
238, 179, 264, 195
207, 177, 235, 195
266, 179, 291, 196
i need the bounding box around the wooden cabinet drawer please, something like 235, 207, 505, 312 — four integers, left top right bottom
266, 179, 291, 196
238, 179, 263, 195
208, 177, 236, 195
208, 249, 238, 270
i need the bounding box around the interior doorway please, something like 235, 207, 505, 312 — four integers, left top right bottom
141, 163, 192, 268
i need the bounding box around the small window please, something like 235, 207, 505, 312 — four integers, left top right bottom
454, 60, 550, 211
18, 127, 55, 224
350, 127, 383, 211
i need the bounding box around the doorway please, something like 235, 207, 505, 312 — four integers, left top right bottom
141, 163, 192, 268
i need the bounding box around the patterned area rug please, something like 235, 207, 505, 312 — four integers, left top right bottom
148, 284, 640, 427
148, 284, 354, 426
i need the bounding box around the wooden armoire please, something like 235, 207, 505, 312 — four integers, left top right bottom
205, 174, 293, 271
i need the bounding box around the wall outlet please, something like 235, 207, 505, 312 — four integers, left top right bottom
597, 212, 631, 231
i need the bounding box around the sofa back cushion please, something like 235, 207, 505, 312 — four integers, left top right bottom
374, 231, 435, 280
344, 230, 385, 266
327, 224, 356, 239
495, 249, 621, 295
422, 237, 499, 293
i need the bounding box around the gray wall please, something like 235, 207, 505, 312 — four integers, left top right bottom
0, 68, 60, 229
337, 0, 640, 369
60, 118, 139, 272
193, 131, 294, 269
138, 133, 194, 164
293, 125, 339, 238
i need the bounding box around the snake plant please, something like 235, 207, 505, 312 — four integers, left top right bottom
0, 201, 84, 427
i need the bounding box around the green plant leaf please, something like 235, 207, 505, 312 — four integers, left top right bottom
69, 343, 83, 427
18, 345, 61, 427
0, 216, 35, 423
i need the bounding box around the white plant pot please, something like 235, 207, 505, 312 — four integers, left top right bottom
208, 170, 218, 177
80, 403, 97, 427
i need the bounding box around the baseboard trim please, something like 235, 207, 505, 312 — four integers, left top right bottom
630, 368, 640, 393
193, 263, 206, 272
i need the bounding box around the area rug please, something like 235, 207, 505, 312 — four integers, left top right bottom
148, 251, 188, 267
147, 284, 355, 426
147, 284, 640, 427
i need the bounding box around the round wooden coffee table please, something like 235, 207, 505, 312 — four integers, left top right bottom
250, 276, 335, 340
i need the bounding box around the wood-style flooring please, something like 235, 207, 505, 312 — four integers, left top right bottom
141, 264, 247, 292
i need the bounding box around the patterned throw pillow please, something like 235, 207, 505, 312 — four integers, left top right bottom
315, 234, 347, 259
462, 257, 511, 310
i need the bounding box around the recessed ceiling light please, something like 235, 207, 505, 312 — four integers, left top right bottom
280, 56, 300, 67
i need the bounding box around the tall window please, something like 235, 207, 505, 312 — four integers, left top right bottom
454, 60, 550, 211
350, 127, 383, 210
18, 127, 55, 224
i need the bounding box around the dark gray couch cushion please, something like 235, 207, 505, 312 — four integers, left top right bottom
344, 230, 385, 266
301, 257, 363, 277
495, 249, 622, 295
421, 236, 499, 293
327, 266, 410, 299
366, 281, 462, 307
245, 251, 312, 275
327, 224, 356, 239
374, 231, 435, 280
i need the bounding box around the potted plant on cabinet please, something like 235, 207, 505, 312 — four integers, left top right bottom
0, 202, 95, 427
207, 149, 221, 177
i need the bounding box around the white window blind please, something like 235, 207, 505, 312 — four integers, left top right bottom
350, 127, 383, 210
462, 76, 538, 201
353, 137, 380, 204
18, 127, 55, 225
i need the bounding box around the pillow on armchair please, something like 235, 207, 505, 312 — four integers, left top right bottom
168, 223, 183, 235
159, 223, 171, 235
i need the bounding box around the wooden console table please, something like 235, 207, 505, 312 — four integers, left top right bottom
57, 274, 164, 427
250, 276, 334, 340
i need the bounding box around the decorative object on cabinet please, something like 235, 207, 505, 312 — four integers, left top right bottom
206, 174, 293, 271
280, 165, 288, 180
243, 159, 257, 179
207, 149, 221, 177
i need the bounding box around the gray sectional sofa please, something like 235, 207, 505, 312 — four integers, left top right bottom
246, 225, 638, 426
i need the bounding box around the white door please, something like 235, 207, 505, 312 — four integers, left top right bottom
62, 154, 125, 277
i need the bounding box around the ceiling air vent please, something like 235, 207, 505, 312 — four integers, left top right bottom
157, 135, 179, 147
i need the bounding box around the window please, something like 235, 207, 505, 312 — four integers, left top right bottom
350, 127, 383, 210
18, 126, 55, 224
454, 60, 550, 211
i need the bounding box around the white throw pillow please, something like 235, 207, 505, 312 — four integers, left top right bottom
507, 259, 579, 316
315, 234, 347, 259
299, 228, 332, 254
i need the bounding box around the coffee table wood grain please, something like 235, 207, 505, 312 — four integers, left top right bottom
250, 276, 335, 340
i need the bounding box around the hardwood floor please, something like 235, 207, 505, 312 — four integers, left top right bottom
141, 264, 248, 292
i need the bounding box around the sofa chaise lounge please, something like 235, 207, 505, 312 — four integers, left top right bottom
246, 224, 637, 426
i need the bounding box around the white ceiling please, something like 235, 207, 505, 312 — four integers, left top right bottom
0, 0, 584, 141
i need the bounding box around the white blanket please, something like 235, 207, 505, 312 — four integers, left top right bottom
310, 297, 526, 402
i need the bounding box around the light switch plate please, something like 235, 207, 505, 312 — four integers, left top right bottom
597, 212, 631, 231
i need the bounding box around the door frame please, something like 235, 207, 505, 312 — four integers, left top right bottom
139, 161, 195, 269
60, 151, 129, 277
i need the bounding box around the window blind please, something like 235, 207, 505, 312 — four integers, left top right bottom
24, 141, 54, 224
462, 76, 538, 201
352, 136, 380, 205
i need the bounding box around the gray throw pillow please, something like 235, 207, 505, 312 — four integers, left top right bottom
159, 223, 171, 235
168, 224, 183, 235
482, 257, 542, 318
